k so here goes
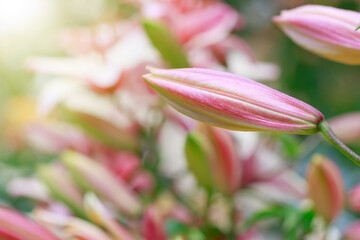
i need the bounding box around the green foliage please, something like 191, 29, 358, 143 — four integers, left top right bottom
166, 220, 207, 240
272, 133, 302, 159
142, 19, 190, 68
0, 148, 54, 212
243, 205, 316, 240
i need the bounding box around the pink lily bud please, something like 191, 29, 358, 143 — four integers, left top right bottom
37, 164, 85, 218
344, 221, 360, 240
84, 193, 134, 240
306, 154, 345, 222
143, 67, 323, 134
142, 205, 167, 240
32, 208, 112, 240
185, 123, 241, 194
62, 151, 141, 215
65, 218, 112, 240
0, 206, 60, 240
274, 5, 360, 65
328, 112, 360, 144
349, 184, 360, 213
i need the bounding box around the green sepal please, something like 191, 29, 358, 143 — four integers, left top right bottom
142, 19, 190, 68
185, 133, 213, 189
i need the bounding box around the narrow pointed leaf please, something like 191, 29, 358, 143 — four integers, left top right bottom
142, 19, 189, 68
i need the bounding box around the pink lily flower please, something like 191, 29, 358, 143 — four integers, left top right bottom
143, 67, 324, 134
143, 0, 243, 49
274, 5, 360, 65
0, 206, 60, 240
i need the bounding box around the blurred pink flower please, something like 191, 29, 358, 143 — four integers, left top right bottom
349, 184, 360, 213
85, 193, 134, 240
143, 67, 324, 134
130, 171, 155, 194
142, 205, 167, 240
0, 206, 60, 240
33, 208, 113, 240
144, 0, 243, 49
329, 112, 360, 144
344, 221, 360, 240
26, 121, 94, 155
7, 177, 50, 202
100, 151, 141, 182
274, 5, 360, 65
62, 151, 141, 215
28, 24, 159, 94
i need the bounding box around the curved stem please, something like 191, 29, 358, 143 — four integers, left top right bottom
319, 120, 360, 165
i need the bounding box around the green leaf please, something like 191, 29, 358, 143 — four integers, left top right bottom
166, 220, 189, 236
272, 133, 301, 158
185, 133, 213, 189
356, 23, 360, 31
243, 205, 286, 230
142, 19, 190, 68
188, 229, 207, 240
166, 220, 207, 240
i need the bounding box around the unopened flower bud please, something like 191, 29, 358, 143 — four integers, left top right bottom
274, 5, 360, 65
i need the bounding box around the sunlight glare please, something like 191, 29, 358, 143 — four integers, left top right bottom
0, 0, 50, 34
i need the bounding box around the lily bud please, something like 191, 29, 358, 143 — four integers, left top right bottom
62, 151, 141, 215
143, 67, 323, 134
142, 205, 167, 240
274, 5, 360, 65
0, 206, 60, 240
306, 154, 345, 222
185, 123, 241, 194
65, 218, 112, 240
37, 164, 85, 218
84, 193, 134, 240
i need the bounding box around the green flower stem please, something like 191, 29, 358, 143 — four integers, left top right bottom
203, 188, 213, 224
319, 120, 360, 165
227, 196, 237, 240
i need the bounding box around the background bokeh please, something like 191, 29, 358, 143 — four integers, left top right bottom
0, 0, 360, 239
